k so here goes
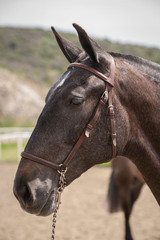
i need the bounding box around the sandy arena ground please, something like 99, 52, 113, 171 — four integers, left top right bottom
0, 162, 160, 240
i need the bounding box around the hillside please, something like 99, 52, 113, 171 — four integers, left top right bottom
0, 27, 160, 126
0, 27, 160, 87
0, 68, 45, 126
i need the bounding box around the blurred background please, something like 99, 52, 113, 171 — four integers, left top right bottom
0, 0, 160, 239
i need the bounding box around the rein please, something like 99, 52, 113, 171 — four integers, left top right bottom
21, 55, 116, 239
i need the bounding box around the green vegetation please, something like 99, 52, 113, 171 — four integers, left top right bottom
0, 27, 160, 88
1, 142, 26, 162
1, 142, 18, 161
99, 162, 111, 167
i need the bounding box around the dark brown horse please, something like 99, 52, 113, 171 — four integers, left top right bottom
13, 23, 160, 223
107, 157, 144, 240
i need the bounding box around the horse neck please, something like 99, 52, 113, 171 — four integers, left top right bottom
114, 59, 160, 205
110, 52, 160, 86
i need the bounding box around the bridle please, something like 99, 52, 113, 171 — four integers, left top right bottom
21, 55, 116, 239
21, 55, 116, 172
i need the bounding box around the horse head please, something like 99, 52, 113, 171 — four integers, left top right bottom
13, 24, 129, 216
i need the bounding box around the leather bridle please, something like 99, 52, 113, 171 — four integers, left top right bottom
21, 55, 116, 174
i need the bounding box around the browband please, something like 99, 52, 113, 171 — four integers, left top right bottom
68, 62, 115, 87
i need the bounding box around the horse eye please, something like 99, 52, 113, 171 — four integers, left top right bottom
71, 96, 84, 105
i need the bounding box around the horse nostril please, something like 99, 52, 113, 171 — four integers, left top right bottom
13, 180, 33, 206
22, 184, 33, 205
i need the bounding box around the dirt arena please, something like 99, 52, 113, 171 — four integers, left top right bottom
0, 162, 159, 240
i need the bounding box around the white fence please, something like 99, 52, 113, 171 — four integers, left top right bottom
0, 127, 33, 161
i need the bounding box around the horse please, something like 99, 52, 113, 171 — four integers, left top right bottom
107, 156, 144, 240
13, 23, 160, 224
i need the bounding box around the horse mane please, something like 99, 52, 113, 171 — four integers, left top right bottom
110, 52, 160, 87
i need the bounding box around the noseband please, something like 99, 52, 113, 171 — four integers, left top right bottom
21, 56, 116, 173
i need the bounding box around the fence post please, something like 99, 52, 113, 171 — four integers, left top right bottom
17, 138, 23, 161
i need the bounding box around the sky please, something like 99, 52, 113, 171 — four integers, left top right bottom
0, 0, 160, 48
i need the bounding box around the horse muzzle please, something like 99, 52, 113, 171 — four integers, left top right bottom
13, 173, 58, 216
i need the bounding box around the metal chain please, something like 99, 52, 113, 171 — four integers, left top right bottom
51, 167, 67, 240
51, 205, 58, 240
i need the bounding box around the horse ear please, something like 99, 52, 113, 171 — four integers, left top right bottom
51, 26, 82, 63
73, 23, 112, 74
73, 23, 101, 63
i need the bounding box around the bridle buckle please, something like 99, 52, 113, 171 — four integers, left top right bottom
101, 91, 108, 101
